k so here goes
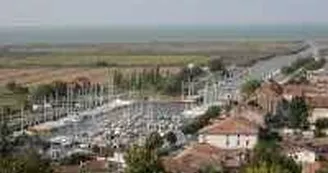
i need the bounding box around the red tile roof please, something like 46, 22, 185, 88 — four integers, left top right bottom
306, 96, 328, 108
283, 84, 305, 97
303, 162, 321, 173
257, 80, 283, 96
199, 117, 259, 135
231, 105, 265, 127
55, 160, 107, 173
162, 143, 244, 173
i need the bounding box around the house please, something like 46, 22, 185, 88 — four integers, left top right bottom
162, 143, 246, 173
255, 80, 283, 114
307, 96, 328, 123
302, 162, 322, 173
163, 107, 261, 173
283, 84, 305, 101
281, 141, 316, 164
230, 105, 265, 127
198, 116, 259, 149
55, 159, 108, 173
286, 147, 316, 164
282, 76, 328, 124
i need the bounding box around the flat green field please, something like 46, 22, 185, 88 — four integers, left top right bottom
0, 55, 209, 67
0, 87, 25, 110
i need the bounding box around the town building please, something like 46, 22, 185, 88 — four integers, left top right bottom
162, 143, 245, 173
255, 80, 283, 114
163, 107, 262, 173
284, 146, 316, 164
198, 116, 259, 149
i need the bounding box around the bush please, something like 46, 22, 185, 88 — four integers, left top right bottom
241, 79, 261, 96
182, 106, 221, 134
304, 58, 326, 71
315, 118, 328, 130
5, 81, 28, 94
281, 57, 325, 75
209, 58, 225, 72
60, 153, 93, 165
95, 61, 109, 67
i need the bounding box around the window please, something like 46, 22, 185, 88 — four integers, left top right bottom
246, 140, 249, 146
226, 135, 230, 147
237, 134, 241, 146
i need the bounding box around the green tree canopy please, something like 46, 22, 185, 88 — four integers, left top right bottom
145, 132, 164, 150
0, 118, 53, 173
164, 131, 177, 146
288, 96, 309, 129
198, 164, 223, 173
205, 106, 221, 119
244, 161, 293, 173
315, 118, 328, 130
241, 79, 261, 96
124, 145, 163, 173
209, 58, 225, 72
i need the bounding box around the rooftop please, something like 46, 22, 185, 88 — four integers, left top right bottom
256, 80, 284, 96
162, 143, 244, 173
199, 116, 259, 135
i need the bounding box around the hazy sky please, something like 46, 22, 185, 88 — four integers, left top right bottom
1, 0, 328, 26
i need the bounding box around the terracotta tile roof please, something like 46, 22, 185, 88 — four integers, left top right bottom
280, 140, 313, 154
283, 84, 305, 97
306, 96, 328, 108
162, 143, 244, 173
309, 137, 328, 147
257, 80, 283, 96
199, 117, 259, 135
55, 160, 107, 173
303, 162, 321, 173
231, 106, 265, 127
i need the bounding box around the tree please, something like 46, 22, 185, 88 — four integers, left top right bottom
198, 165, 223, 173
241, 79, 261, 97
51, 80, 68, 97
251, 146, 301, 173
5, 81, 18, 92
165, 131, 177, 146
244, 161, 292, 173
124, 145, 163, 173
288, 96, 309, 129
0, 119, 13, 157
0, 152, 53, 173
31, 84, 54, 99
0, 117, 53, 173
145, 132, 164, 150
182, 106, 221, 135
251, 129, 301, 173
209, 58, 225, 72
205, 106, 221, 119
19, 151, 53, 173
315, 118, 328, 130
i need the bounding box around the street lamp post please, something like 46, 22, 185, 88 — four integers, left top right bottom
187, 63, 194, 98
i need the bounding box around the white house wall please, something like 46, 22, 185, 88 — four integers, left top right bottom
202, 134, 257, 149
287, 150, 316, 164
310, 108, 328, 123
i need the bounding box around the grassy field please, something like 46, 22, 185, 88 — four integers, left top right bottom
0, 67, 180, 86
0, 55, 209, 67
1, 41, 304, 67
0, 87, 25, 110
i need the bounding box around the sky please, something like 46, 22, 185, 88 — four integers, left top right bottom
1, 0, 328, 27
